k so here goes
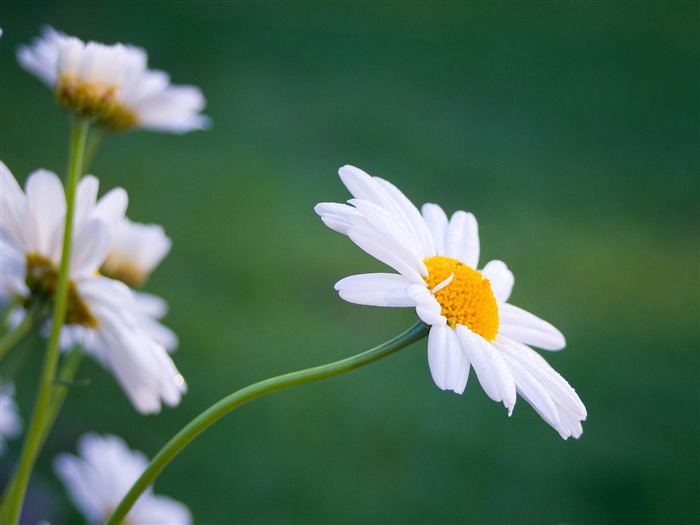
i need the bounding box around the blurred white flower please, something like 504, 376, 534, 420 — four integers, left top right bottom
316, 165, 586, 439
0, 162, 185, 414
101, 218, 171, 288
98, 216, 179, 351
17, 26, 210, 134
0, 384, 22, 454
54, 433, 191, 524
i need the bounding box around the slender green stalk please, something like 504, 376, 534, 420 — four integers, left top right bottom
0, 303, 44, 360
107, 322, 428, 524
2, 119, 90, 525
0, 346, 83, 523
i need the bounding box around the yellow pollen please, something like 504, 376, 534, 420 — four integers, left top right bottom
423, 255, 499, 340
100, 259, 148, 288
55, 75, 137, 131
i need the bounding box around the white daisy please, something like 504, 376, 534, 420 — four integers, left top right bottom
0, 384, 22, 454
54, 433, 192, 524
98, 217, 178, 352
315, 165, 586, 439
0, 162, 185, 414
17, 26, 210, 134
101, 218, 172, 288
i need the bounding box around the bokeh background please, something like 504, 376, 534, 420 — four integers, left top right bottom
1, 2, 698, 523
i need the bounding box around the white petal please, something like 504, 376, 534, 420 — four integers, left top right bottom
335, 273, 414, 307
350, 199, 425, 263
346, 227, 424, 283
70, 219, 111, 277
131, 494, 192, 525
16, 26, 62, 87
135, 85, 211, 134
133, 291, 168, 318
96, 320, 162, 414
53, 453, 105, 522
499, 303, 566, 350
338, 166, 434, 255
0, 162, 28, 249
338, 165, 389, 205
495, 336, 586, 419
481, 260, 514, 303
428, 325, 470, 394
74, 175, 99, 229
557, 407, 584, 439
497, 349, 560, 430
456, 325, 516, 413
421, 203, 448, 255
407, 285, 446, 327
93, 187, 128, 226
314, 202, 361, 235
374, 177, 435, 257
445, 211, 479, 268
25, 169, 65, 257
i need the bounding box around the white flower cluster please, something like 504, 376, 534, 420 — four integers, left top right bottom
0, 162, 185, 415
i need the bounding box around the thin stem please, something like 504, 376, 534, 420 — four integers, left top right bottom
0, 346, 83, 524
2, 119, 90, 525
0, 302, 44, 360
107, 322, 428, 524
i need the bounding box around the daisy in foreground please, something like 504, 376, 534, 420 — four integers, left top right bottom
315, 165, 586, 439
55, 433, 191, 524
17, 26, 210, 133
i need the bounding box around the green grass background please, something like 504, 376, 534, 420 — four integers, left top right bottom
1, 1, 698, 523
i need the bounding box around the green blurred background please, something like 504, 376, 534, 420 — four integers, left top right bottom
1, 1, 698, 523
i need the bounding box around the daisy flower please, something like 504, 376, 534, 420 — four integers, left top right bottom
0, 384, 22, 454
0, 162, 185, 414
17, 26, 210, 133
99, 217, 178, 351
315, 165, 586, 439
101, 218, 172, 288
54, 433, 192, 524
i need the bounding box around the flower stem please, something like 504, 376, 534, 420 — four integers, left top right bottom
2, 119, 90, 525
107, 321, 429, 524
0, 346, 83, 524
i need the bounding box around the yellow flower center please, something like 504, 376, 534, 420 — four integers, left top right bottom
25, 253, 99, 328
101, 259, 148, 288
55, 75, 137, 131
423, 255, 499, 340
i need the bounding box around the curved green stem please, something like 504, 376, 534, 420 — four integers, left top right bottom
107, 322, 428, 524
2, 119, 90, 524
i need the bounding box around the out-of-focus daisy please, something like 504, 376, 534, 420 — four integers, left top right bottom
0, 162, 185, 414
54, 433, 191, 524
315, 165, 586, 439
101, 218, 171, 288
17, 26, 210, 134
0, 384, 22, 454
98, 217, 178, 351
